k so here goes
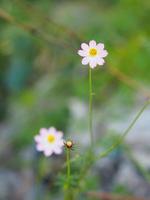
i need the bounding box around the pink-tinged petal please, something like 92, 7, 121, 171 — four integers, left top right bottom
78, 50, 87, 57
57, 140, 64, 147
56, 131, 63, 139
36, 144, 44, 151
44, 149, 53, 157
97, 58, 105, 65
34, 126, 65, 157
81, 43, 89, 51
97, 43, 104, 50
82, 57, 89, 65
101, 50, 108, 57
40, 128, 48, 136
54, 148, 63, 155
34, 135, 41, 143
89, 40, 96, 48
89, 59, 97, 68
48, 127, 56, 133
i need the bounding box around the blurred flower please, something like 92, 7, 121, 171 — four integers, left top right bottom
34, 127, 64, 156
78, 40, 108, 68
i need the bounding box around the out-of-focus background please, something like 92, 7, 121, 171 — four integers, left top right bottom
0, 0, 150, 200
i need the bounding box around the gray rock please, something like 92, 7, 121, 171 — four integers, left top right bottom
0, 169, 34, 200
115, 160, 150, 197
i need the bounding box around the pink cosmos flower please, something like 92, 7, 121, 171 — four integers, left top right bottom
78, 40, 108, 68
34, 127, 64, 157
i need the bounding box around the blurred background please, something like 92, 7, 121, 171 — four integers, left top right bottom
0, 0, 150, 199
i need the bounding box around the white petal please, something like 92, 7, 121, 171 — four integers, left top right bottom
97, 43, 104, 50
81, 43, 89, 51
89, 59, 97, 68
78, 50, 87, 57
56, 131, 63, 139
54, 148, 63, 154
82, 57, 89, 65
97, 57, 105, 65
40, 128, 48, 136
89, 40, 96, 48
34, 135, 41, 143
44, 149, 53, 157
48, 127, 56, 133
101, 50, 108, 57
57, 140, 64, 147
36, 144, 44, 151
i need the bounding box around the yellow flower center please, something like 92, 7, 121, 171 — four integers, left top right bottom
89, 48, 97, 56
47, 134, 55, 143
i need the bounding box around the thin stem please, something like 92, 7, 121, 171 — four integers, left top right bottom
75, 101, 150, 199
64, 148, 71, 200
97, 100, 150, 159
67, 148, 71, 180
89, 67, 94, 151
124, 144, 150, 183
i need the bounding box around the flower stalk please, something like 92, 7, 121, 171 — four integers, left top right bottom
97, 100, 150, 159
66, 147, 71, 181
64, 141, 73, 200
89, 67, 94, 152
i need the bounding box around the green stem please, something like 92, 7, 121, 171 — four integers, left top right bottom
75, 101, 150, 199
64, 148, 71, 200
124, 144, 150, 183
67, 148, 71, 180
89, 67, 94, 152
97, 100, 150, 159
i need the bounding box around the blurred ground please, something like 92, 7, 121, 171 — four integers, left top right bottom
0, 0, 150, 199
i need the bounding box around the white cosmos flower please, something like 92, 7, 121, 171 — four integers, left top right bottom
78, 40, 108, 68
34, 127, 64, 157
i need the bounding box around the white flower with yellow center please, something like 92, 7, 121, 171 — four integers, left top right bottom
78, 40, 108, 68
34, 127, 64, 157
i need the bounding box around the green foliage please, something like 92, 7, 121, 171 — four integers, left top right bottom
113, 184, 130, 195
